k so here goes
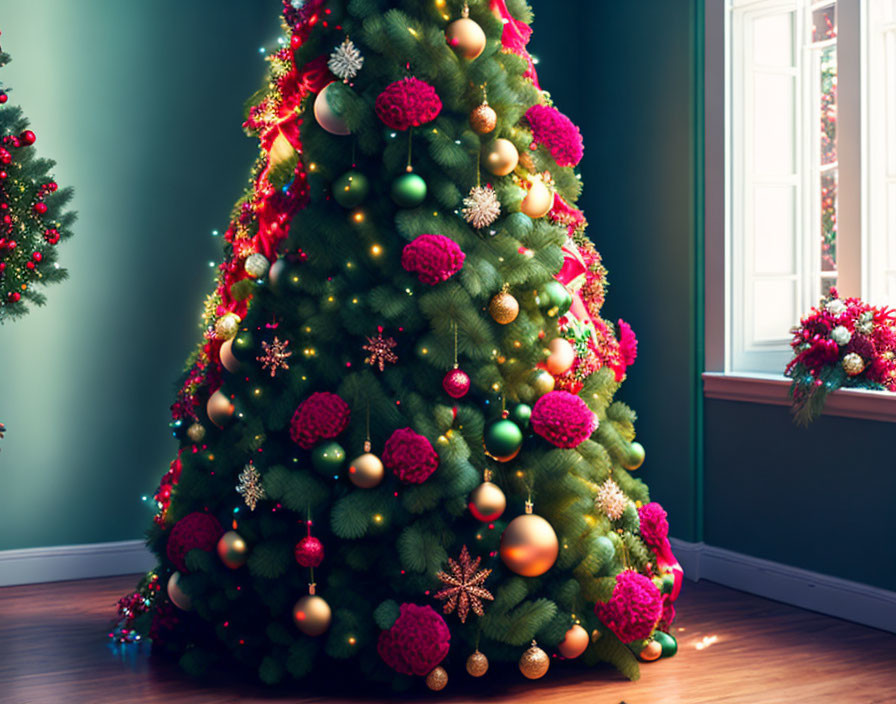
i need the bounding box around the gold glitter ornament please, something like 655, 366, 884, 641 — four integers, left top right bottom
426, 666, 449, 691
186, 422, 206, 443
470, 103, 497, 134
842, 352, 865, 376
519, 641, 550, 679
466, 650, 489, 677
214, 312, 240, 340
489, 289, 519, 325
530, 368, 556, 398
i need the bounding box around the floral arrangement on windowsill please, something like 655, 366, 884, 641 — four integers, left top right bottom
785, 288, 896, 425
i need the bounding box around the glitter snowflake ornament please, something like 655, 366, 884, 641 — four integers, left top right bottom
257, 336, 292, 377
434, 545, 494, 623
595, 478, 628, 521
363, 327, 398, 371
236, 463, 266, 511
462, 185, 501, 229
328, 37, 364, 82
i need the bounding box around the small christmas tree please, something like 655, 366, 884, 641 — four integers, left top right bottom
116, 0, 682, 690
0, 31, 75, 323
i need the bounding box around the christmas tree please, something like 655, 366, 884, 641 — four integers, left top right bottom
116, 0, 682, 690
0, 31, 75, 323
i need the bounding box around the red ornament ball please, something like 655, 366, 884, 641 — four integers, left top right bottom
289, 392, 351, 449
377, 603, 451, 676
375, 77, 442, 131
383, 427, 439, 484
33, 202, 48, 215
21, 130, 36, 145
0, 148, 10, 164
44, 228, 60, 245
401, 234, 465, 286
0, 93, 7, 104
531, 391, 595, 448
166, 512, 225, 573
7, 291, 21, 303
32, 252, 42, 262
294, 536, 325, 567
525, 104, 584, 167
595, 570, 663, 643
442, 367, 471, 399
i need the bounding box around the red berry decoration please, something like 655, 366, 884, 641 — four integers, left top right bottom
375, 77, 442, 131
401, 234, 465, 285
530, 390, 596, 448
44, 228, 59, 245
289, 392, 351, 449
32, 252, 42, 262
33, 202, 47, 215
25, 261, 34, 270
383, 427, 439, 484
442, 367, 471, 399
377, 603, 451, 676
7, 291, 20, 302
165, 512, 225, 573
0, 148, 10, 164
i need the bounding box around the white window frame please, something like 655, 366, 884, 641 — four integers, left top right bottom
704, 0, 896, 423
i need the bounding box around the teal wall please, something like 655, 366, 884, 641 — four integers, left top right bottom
0, 1, 272, 550
539, 1, 703, 542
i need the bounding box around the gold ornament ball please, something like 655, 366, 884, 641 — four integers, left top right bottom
530, 368, 556, 398
470, 103, 497, 134
217, 530, 249, 569
489, 290, 519, 325
207, 390, 235, 428
484, 138, 519, 177
557, 624, 590, 659
292, 594, 332, 636
446, 17, 486, 60
546, 337, 576, 375
313, 81, 351, 136
348, 452, 385, 489
167, 571, 192, 611
186, 422, 206, 444
519, 644, 550, 679
469, 480, 507, 522
520, 178, 553, 219
425, 666, 449, 691
219, 337, 241, 374
622, 441, 646, 470
466, 650, 489, 677
215, 312, 241, 340
842, 352, 866, 376
268, 133, 295, 169
640, 639, 663, 662
500, 513, 559, 577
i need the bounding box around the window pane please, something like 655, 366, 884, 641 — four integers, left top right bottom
753, 13, 794, 66
821, 170, 837, 272
820, 46, 837, 166
753, 72, 796, 174
754, 185, 797, 274
752, 279, 798, 341
812, 3, 837, 42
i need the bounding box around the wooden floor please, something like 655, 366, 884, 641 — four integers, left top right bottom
1, 575, 894, 704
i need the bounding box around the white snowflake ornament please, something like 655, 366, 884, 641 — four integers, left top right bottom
595, 478, 628, 521
462, 185, 501, 229
328, 38, 364, 81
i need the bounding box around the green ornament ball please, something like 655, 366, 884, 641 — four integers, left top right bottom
231, 331, 256, 363
508, 403, 532, 431
540, 280, 573, 317
332, 170, 370, 209
311, 441, 346, 477
653, 630, 678, 658
484, 418, 524, 462
391, 172, 427, 208
622, 441, 646, 470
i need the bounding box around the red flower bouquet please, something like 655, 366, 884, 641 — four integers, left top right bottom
785, 288, 896, 424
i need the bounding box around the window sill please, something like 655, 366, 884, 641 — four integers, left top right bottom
702, 372, 896, 424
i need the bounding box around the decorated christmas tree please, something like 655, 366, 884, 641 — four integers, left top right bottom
0, 31, 74, 324
116, 0, 682, 691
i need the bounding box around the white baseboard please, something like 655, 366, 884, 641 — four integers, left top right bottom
670, 538, 896, 634
0, 539, 154, 587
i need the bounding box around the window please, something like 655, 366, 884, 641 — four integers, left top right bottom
723, 0, 895, 375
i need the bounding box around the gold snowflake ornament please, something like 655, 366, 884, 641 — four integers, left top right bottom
363, 327, 398, 372
434, 545, 494, 623
596, 478, 628, 520
236, 463, 266, 511
257, 336, 292, 377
